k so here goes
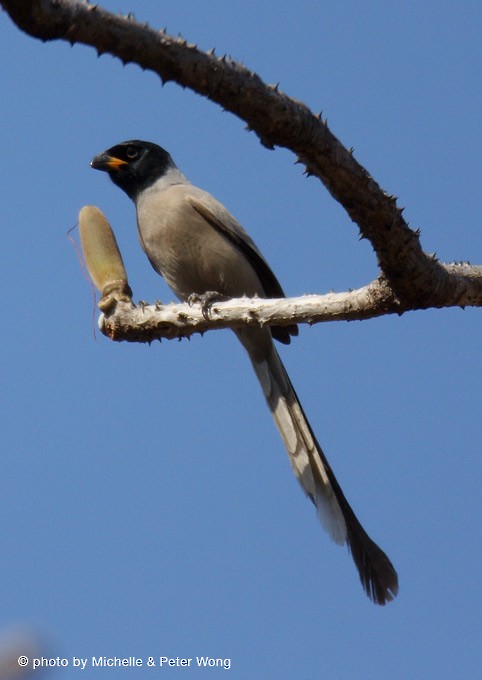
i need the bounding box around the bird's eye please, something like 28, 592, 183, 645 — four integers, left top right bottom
126, 146, 139, 159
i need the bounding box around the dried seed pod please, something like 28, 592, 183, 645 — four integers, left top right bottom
78, 205, 132, 302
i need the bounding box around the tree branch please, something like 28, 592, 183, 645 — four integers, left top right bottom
99, 265, 482, 343
2, 0, 481, 314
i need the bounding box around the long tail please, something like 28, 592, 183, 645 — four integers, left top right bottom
238, 330, 398, 605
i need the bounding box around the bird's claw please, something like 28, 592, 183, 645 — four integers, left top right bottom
188, 291, 228, 320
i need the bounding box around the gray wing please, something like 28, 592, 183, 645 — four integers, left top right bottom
188, 196, 298, 344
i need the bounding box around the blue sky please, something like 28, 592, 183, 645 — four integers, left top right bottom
1, 1, 480, 678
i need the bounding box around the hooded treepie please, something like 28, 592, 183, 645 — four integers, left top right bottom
91, 140, 398, 604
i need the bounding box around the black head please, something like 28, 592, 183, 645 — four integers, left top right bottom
91, 140, 175, 202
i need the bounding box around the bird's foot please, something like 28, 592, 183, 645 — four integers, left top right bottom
188, 291, 229, 320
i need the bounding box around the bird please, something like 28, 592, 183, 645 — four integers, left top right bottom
91, 140, 398, 604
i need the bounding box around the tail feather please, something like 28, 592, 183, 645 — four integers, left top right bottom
242, 334, 398, 605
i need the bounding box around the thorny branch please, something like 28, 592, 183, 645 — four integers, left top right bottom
2, 0, 481, 337
99, 268, 481, 344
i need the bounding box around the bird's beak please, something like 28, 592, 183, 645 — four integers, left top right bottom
90, 153, 128, 172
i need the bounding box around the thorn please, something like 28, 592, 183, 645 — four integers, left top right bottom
208, 47, 216, 56
349, 147, 354, 154
259, 136, 275, 150
316, 111, 322, 120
